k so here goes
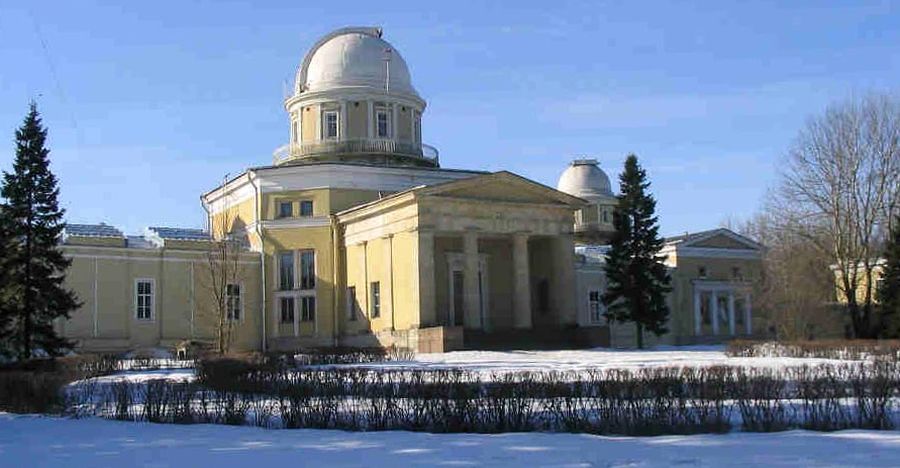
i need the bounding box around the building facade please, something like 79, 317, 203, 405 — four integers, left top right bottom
59, 27, 766, 354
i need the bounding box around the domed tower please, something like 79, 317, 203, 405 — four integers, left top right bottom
557, 159, 617, 245
274, 27, 438, 167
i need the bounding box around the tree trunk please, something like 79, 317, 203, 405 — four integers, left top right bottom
635, 322, 644, 349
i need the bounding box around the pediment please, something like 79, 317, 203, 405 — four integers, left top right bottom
681, 229, 763, 251
420, 171, 587, 207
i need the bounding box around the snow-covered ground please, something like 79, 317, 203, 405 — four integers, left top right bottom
2, 413, 899, 467
330, 346, 850, 373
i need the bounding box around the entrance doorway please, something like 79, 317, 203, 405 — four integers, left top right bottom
447, 254, 489, 329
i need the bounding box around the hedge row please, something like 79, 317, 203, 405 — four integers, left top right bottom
67, 361, 900, 435
727, 340, 900, 361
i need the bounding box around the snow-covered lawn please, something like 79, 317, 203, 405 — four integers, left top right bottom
2, 413, 899, 467
332, 346, 850, 373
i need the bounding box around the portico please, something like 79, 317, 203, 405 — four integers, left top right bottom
692, 281, 752, 336
336, 171, 585, 349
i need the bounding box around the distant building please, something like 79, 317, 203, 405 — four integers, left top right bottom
59, 27, 766, 353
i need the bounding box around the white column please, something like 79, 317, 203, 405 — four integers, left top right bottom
316, 104, 323, 140
189, 261, 195, 338
711, 291, 719, 335
693, 288, 701, 335
293, 296, 300, 337
463, 231, 481, 329
391, 103, 399, 140
340, 101, 348, 140
744, 292, 752, 335
416, 229, 436, 327
92, 258, 98, 338
367, 101, 375, 138
512, 233, 532, 329
728, 292, 736, 335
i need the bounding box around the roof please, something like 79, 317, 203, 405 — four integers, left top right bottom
64, 223, 124, 238
664, 228, 764, 250
336, 170, 588, 219
147, 227, 209, 241
575, 245, 611, 264
295, 27, 419, 99
557, 159, 614, 200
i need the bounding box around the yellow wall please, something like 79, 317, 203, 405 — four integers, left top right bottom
263, 225, 336, 347
61, 246, 262, 353
347, 100, 368, 138
833, 264, 885, 304
301, 105, 319, 142
397, 105, 412, 141
210, 196, 257, 239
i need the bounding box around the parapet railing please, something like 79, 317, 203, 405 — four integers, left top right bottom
273, 138, 439, 166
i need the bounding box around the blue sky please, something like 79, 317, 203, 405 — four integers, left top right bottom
1, 0, 898, 236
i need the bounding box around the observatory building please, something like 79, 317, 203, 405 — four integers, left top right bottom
58, 27, 765, 353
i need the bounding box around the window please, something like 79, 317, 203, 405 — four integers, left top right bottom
370, 281, 381, 318
299, 200, 314, 217
347, 286, 358, 321
413, 111, 421, 143
278, 201, 293, 219
376, 108, 391, 138
279, 296, 295, 323
135, 279, 154, 320
279, 252, 294, 290
698, 266, 708, 279
226, 284, 242, 321
588, 290, 603, 323
732, 267, 742, 280
323, 110, 339, 139
602, 208, 609, 223
300, 250, 315, 290
301, 296, 316, 322
292, 120, 299, 144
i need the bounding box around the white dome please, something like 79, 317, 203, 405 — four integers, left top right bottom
296, 27, 419, 99
557, 159, 614, 200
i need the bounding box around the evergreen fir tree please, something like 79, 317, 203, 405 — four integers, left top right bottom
602, 154, 671, 349
0, 102, 79, 360
878, 215, 900, 338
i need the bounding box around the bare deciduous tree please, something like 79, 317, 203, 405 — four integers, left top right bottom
779, 94, 900, 338
730, 209, 837, 340
199, 205, 247, 355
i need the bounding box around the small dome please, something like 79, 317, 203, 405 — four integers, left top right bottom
296, 27, 419, 99
557, 159, 614, 200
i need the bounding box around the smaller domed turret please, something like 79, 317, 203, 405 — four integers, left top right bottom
557, 159, 617, 245
556, 159, 613, 200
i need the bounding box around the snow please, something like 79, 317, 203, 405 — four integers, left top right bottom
329, 346, 851, 374
2, 413, 899, 467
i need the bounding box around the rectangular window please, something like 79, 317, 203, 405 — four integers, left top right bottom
292, 120, 299, 144
732, 267, 742, 280
370, 281, 381, 318
279, 296, 295, 324
301, 296, 316, 322
279, 252, 294, 290
376, 109, 391, 138
299, 200, 314, 217
413, 112, 421, 143
347, 286, 358, 321
226, 284, 242, 321
588, 290, 603, 323
278, 201, 293, 219
324, 110, 339, 139
698, 266, 708, 279
300, 250, 315, 290
135, 279, 154, 320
